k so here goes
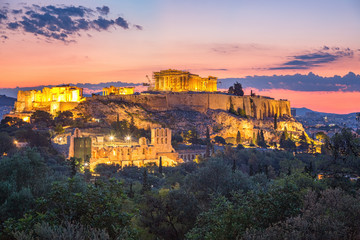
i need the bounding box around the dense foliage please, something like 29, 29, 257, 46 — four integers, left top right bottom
1, 123, 360, 239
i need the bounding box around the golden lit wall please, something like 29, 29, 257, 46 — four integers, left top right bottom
89, 128, 181, 169
14, 85, 85, 113
153, 69, 217, 92
102, 86, 135, 96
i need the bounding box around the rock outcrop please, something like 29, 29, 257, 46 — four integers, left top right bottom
74, 95, 305, 144
91, 92, 291, 119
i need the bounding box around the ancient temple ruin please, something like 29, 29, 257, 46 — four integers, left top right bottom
13, 85, 85, 115
68, 128, 183, 169
153, 69, 217, 92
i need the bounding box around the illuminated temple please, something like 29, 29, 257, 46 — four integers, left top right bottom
102, 86, 135, 96
13, 85, 85, 115
153, 69, 217, 92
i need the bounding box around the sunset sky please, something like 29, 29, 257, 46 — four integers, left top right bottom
0, 0, 359, 113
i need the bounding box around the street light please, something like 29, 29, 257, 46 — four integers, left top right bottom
109, 135, 114, 141
125, 135, 131, 144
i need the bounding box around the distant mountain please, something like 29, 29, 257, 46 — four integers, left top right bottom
292, 107, 317, 116
293, 107, 358, 117
0, 95, 16, 106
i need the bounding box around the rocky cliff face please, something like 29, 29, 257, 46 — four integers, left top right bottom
93, 93, 291, 119
74, 97, 305, 143
73, 98, 162, 130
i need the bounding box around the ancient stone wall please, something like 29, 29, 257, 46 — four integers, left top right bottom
94, 92, 291, 119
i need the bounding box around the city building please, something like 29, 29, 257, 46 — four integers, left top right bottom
69, 128, 92, 163
153, 69, 217, 92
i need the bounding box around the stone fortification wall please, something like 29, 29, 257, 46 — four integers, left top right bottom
93, 93, 291, 119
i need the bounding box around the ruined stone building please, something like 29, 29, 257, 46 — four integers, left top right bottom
102, 86, 135, 96
153, 69, 217, 92
178, 149, 206, 162
12, 85, 85, 116
68, 128, 182, 170
68, 128, 92, 163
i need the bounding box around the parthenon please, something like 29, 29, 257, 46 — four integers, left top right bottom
153, 69, 217, 92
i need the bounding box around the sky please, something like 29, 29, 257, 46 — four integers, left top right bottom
0, 0, 359, 113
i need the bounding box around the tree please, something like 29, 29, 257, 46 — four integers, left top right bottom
0, 132, 15, 155
299, 131, 309, 152
205, 143, 211, 158
141, 169, 151, 194
228, 82, 244, 96
31, 110, 53, 127
184, 159, 251, 206
236, 131, 241, 145
159, 157, 163, 174
280, 128, 296, 152
244, 189, 360, 240
1, 117, 26, 129
139, 190, 199, 240
69, 157, 82, 177
0, 149, 49, 222
94, 163, 121, 178
206, 126, 210, 144
251, 132, 256, 146
214, 136, 226, 145
54, 124, 64, 134
274, 114, 278, 130
256, 130, 261, 145
325, 128, 360, 165
4, 178, 137, 239
187, 183, 301, 240
129, 116, 136, 133
172, 133, 184, 148
258, 130, 267, 148
55, 111, 73, 126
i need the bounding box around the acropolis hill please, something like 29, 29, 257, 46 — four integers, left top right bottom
7, 69, 305, 144
95, 69, 291, 119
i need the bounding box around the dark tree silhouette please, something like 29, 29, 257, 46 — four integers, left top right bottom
228, 82, 244, 96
